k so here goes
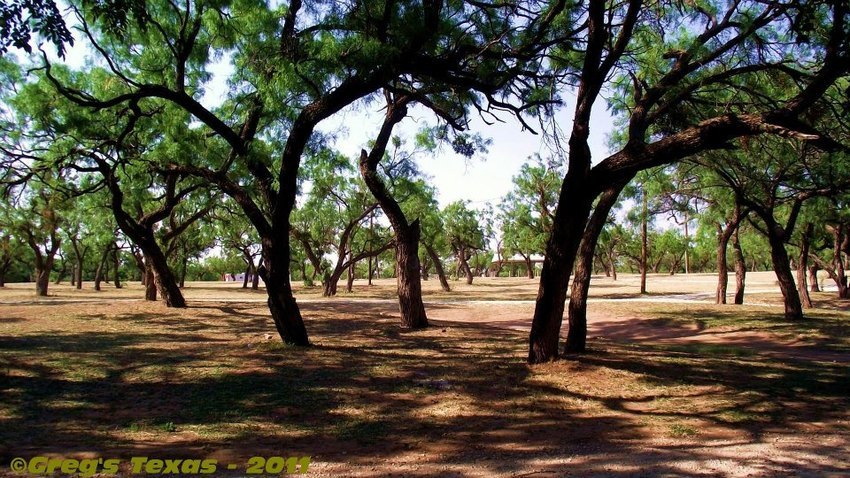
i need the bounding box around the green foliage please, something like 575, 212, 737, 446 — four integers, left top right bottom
498, 155, 561, 260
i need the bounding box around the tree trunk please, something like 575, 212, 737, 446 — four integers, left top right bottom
684, 210, 690, 274
243, 262, 251, 288
797, 223, 813, 308
133, 250, 146, 285
322, 270, 342, 297
832, 226, 848, 299
456, 248, 474, 285
0, 257, 9, 287
394, 223, 428, 328
808, 264, 820, 292
75, 262, 84, 289
425, 243, 451, 292
716, 224, 731, 304
732, 227, 746, 305
252, 262, 260, 290
144, 260, 157, 301
529, 173, 596, 363
360, 142, 428, 329
35, 267, 51, 296
524, 255, 535, 279
565, 180, 627, 354
112, 245, 122, 288
766, 227, 803, 320
608, 249, 618, 281
94, 245, 111, 291
30, 236, 60, 297
346, 262, 355, 293
258, 236, 310, 346
420, 253, 431, 280
640, 191, 648, 295
55, 260, 66, 284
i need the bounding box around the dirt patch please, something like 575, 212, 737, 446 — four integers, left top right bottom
1, 278, 848, 477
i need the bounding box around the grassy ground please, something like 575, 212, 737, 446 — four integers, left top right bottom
1, 275, 849, 476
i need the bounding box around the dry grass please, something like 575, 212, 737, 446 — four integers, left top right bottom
1, 275, 849, 477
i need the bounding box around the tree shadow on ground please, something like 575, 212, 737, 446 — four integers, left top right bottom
0, 301, 848, 476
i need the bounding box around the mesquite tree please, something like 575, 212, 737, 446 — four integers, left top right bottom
32, 0, 564, 345
529, 0, 850, 362
498, 156, 560, 279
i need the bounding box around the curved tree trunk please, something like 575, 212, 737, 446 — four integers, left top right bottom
766, 228, 803, 320
797, 223, 813, 308
457, 249, 474, 285
394, 222, 428, 328
258, 236, 310, 346
322, 270, 341, 297
639, 192, 648, 295
420, 253, 431, 281
94, 245, 112, 291
715, 206, 744, 304
35, 267, 52, 296
732, 227, 746, 305
346, 262, 355, 293
55, 259, 67, 285
144, 260, 157, 301
358, 102, 428, 329
529, 170, 596, 363
808, 264, 820, 292
74, 257, 84, 289
565, 179, 628, 354
523, 254, 535, 279
425, 243, 451, 292
832, 226, 849, 299
112, 244, 122, 289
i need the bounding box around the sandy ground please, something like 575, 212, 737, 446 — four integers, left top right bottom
1, 273, 848, 477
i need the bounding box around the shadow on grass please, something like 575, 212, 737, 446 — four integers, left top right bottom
0, 301, 847, 476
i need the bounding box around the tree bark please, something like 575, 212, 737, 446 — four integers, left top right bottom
393, 222, 429, 328
425, 242, 451, 292
243, 262, 251, 288
322, 270, 341, 297
71, 238, 86, 290
766, 226, 804, 320
797, 223, 813, 308
358, 100, 428, 329
457, 248, 474, 285
529, 172, 595, 363
832, 226, 848, 299
808, 264, 820, 292
523, 254, 535, 279
35, 266, 52, 296
732, 227, 746, 304
144, 260, 157, 301
420, 254, 430, 281
94, 245, 111, 291
112, 244, 122, 288
346, 262, 355, 293
640, 191, 648, 295
55, 258, 66, 285
258, 235, 310, 345
715, 206, 744, 304
565, 180, 627, 353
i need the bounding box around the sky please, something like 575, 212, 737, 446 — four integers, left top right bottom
41, 22, 617, 212
319, 98, 615, 209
